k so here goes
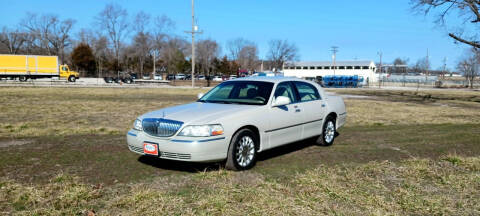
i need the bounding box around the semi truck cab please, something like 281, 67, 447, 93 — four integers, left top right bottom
59, 65, 80, 82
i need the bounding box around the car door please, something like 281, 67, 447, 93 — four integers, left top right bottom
292, 81, 326, 139
266, 81, 303, 149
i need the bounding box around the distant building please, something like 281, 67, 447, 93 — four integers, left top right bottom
283, 60, 378, 83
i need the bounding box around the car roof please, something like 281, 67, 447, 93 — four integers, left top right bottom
229, 76, 306, 84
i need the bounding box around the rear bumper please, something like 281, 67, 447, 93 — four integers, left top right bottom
126, 130, 229, 162
337, 112, 347, 129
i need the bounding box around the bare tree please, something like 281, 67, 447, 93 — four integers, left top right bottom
457, 48, 479, 88
132, 11, 153, 77
20, 13, 75, 63
0, 27, 26, 54
161, 37, 189, 75
267, 39, 299, 71
133, 32, 153, 77
238, 45, 258, 71
48, 18, 75, 63
96, 3, 129, 74
227, 38, 258, 71
197, 39, 220, 85
226, 38, 254, 60
411, 0, 480, 49
151, 15, 175, 77
412, 57, 430, 74
133, 11, 150, 33
94, 36, 110, 76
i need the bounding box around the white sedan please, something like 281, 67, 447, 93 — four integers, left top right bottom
127, 76, 346, 170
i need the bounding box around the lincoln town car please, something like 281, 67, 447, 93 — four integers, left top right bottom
127, 76, 346, 170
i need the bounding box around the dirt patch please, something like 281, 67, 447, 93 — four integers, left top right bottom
338, 94, 373, 99
0, 139, 32, 148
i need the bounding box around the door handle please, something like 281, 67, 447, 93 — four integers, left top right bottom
295, 109, 301, 112
321, 104, 326, 107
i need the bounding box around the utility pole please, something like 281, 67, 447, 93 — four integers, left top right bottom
153, 52, 156, 78
425, 48, 429, 82
378, 51, 382, 88
185, 0, 202, 87
331, 46, 338, 76
442, 57, 447, 79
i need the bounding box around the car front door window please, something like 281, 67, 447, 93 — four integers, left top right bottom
274, 82, 297, 103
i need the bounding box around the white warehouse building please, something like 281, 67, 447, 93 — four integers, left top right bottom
283, 61, 378, 83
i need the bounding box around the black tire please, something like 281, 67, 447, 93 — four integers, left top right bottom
19, 76, 27, 82
316, 116, 336, 146
124, 78, 132, 84
225, 128, 258, 171
68, 76, 76, 82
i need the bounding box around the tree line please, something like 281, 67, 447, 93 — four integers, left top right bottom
0, 3, 299, 78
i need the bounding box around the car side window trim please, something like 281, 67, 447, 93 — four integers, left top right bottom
291, 81, 322, 103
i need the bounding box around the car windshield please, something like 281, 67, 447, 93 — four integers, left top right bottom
198, 81, 274, 105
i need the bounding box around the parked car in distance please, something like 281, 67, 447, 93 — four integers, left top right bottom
175, 74, 186, 80
143, 75, 150, 80
197, 75, 206, 80
230, 75, 237, 79
127, 76, 347, 170
153, 74, 163, 80
212, 75, 223, 82
167, 74, 175, 80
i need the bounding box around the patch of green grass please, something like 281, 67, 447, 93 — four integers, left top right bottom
1, 156, 479, 215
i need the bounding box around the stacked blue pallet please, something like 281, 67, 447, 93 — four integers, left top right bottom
322, 75, 363, 88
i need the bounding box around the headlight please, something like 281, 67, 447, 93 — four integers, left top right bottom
133, 119, 143, 131
178, 124, 224, 137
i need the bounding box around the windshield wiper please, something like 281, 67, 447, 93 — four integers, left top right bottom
206, 100, 233, 104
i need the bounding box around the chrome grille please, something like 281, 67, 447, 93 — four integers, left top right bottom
142, 118, 183, 137
128, 145, 143, 154
161, 151, 191, 160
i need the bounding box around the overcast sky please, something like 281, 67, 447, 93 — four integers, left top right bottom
0, 0, 470, 69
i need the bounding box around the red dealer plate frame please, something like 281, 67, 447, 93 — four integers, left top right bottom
143, 142, 159, 156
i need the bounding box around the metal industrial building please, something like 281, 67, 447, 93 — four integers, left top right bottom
283, 61, 378, 84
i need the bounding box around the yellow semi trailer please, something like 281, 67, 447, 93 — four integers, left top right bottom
0, 54, 80, 82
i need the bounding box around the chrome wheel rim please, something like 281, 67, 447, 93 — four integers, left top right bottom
324, 121, 335, 143
236, 135, 255, 167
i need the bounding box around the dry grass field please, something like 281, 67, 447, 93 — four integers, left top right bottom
0, 86, 479, 215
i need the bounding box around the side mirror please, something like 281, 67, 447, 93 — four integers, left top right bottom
272, 96, 291, 107
197, 93, 204, 99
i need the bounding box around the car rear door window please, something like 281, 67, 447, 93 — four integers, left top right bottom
293, 81, 321, 102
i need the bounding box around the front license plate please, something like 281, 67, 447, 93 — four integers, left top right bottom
143, 142, 159, 156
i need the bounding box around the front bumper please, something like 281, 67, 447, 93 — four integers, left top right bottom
126, 130, 229, 162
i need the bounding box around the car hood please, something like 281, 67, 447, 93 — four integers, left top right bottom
140, 102, 259, 124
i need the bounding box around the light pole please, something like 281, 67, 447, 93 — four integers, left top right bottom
331, 46, 338, 77
186, 0, 202, 87
378, 51, 382, 88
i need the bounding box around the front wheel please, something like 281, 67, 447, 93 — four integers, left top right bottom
68, 76, 76, 82
226, 128, 258, 171
316, 116, 336, 146
19, 76, 28, 82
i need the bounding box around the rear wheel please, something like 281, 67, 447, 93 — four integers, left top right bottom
68, 76, 76, 82
19, 76, 28, 82
316, 116, 336, 146
226, 128, 258, 171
